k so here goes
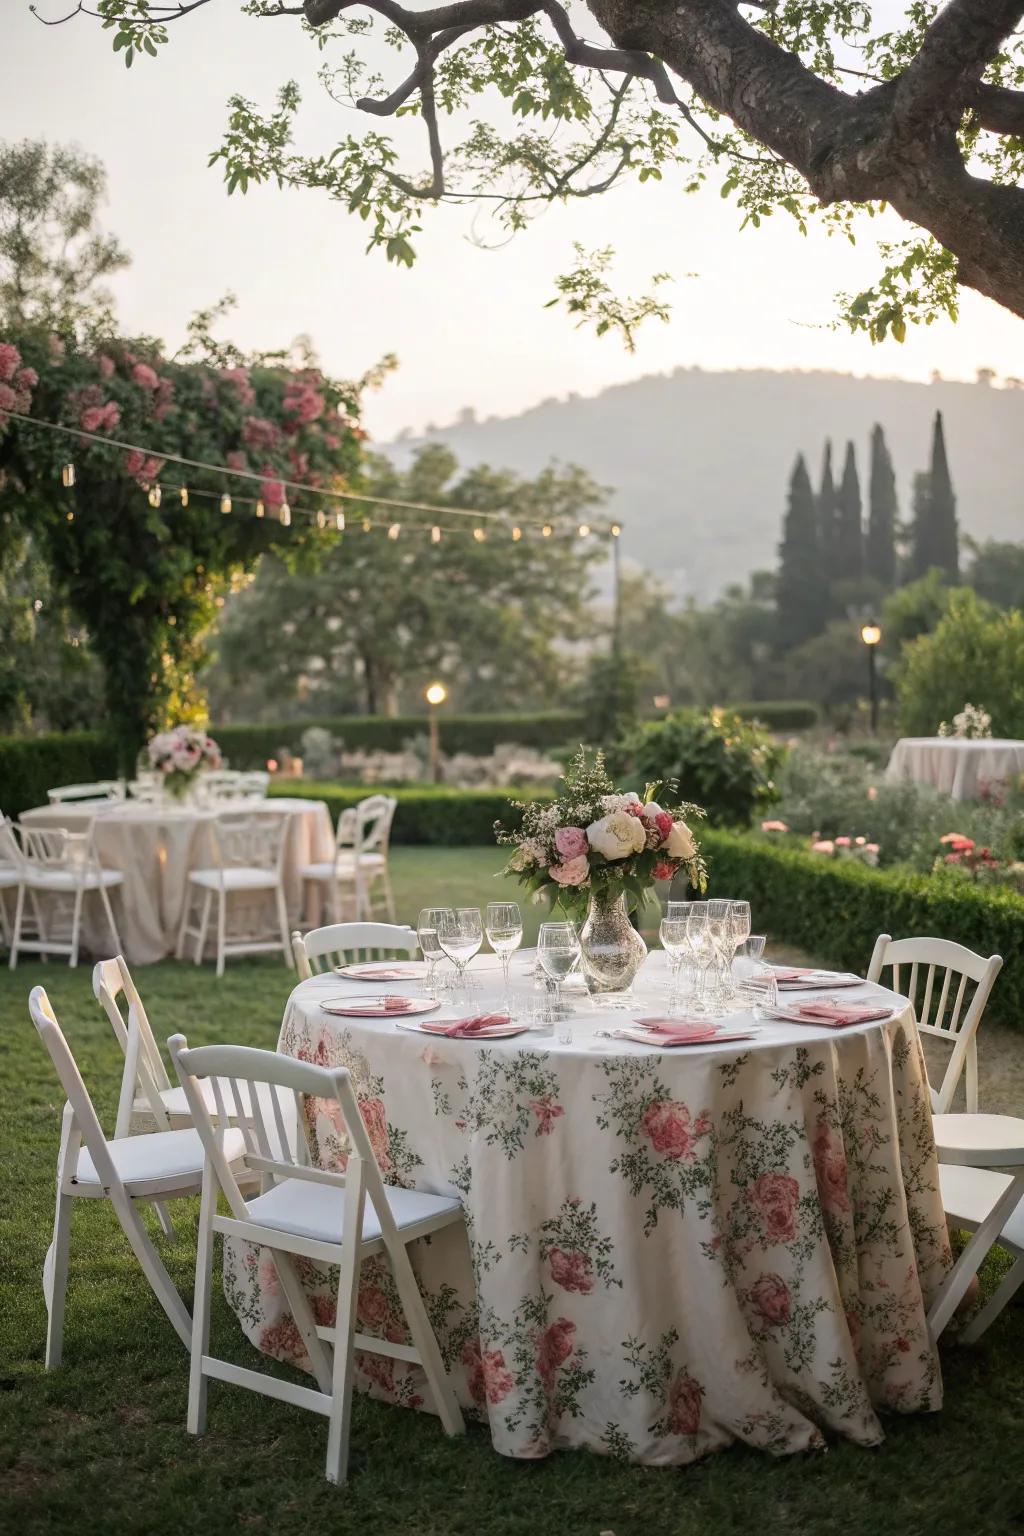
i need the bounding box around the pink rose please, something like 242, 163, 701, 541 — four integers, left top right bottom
359, 1096, 392, 1175
666, 1368, 703, 1437
812, 1121, 850, 1215
761, 819, 789, 833
641, 1099, 711, 1161
554, 825, 588, 859
749, 1171, 801, 1244
132, 362, 159, 391
835, 836, 851, 848
462, 1339, 515, 1406
548, 1246, 594, 1294
0, 382, 17, 412
260, 473, 286, 507
549, 854, 589, 887
14, 367, 38, 390
97, 354, 116, 378
749, 1272, 791, 1325
811, 839, 835, 855
654, 810, 674, 843
242, 415, 281, 449
102, 401, 121, 430
536, 1318, 576, 1383
357, 1283, 390, 1331
80, 406, 105, 432
530, 1096, 564, 1136
867, 786, 878, 801
652, 859, 676, 882
0, 343, 21, 381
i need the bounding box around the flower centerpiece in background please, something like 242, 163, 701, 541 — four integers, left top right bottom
497, 748, 707, 999
147, 724, 222, 801
938, 703, 993, 740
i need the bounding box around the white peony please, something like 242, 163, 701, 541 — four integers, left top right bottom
587, 811, 647, 861
665, 820, 697, 860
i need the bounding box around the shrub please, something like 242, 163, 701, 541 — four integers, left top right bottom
215, 711, 585, 766
268, 781, 553, 845
0, 730, 117, 816
729, 701, 819, 731
702, 828, 1024, 1033
613, 708, 782, 827
898, 589, 1024, 738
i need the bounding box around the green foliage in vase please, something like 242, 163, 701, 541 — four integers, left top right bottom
612, 709, 781, 829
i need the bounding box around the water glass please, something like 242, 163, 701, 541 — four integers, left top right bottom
417, 907, 449, 995
486, 901, 523, 1012
438, 907, 483, 1002
738, 963, 779, 1017
659, 913, 690, 1015
538, 921, 580, 1038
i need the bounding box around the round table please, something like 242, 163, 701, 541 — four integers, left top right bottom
224, 953, 950, 1465
885, 736, 1024, 800
19, 796, 334, 965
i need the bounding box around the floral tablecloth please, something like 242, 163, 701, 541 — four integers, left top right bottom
223, 958, 951, 1465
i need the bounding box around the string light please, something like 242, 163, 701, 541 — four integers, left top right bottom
66, 510, 74, 522
148, 484, 162, 508
611, 523, 621, 538
220, 493, 232, 515
542, 524, 553, 538
473, 527, 486, 542
255, 500, 265, 518
316, 509, 326, 530
280, 502, 291, 528
387, 523, 401, 540
578, 523, 591, 538
335, 511, 345, 532
431, 526, 441, 543
362, 518, 372, 533
61, 463, 76, 488
511, 526, 522, 541
179, 486, 189, 507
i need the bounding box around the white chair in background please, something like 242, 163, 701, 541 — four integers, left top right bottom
168, 1032, 465, 1484
29, 986, 248, 1368
927, 1112, 1024, 1342
8, 824, 123, 969
47, 781, 124, 804
300, 795, 397, 924
176, 812, 292, 977
0, 813, 23, 950
237, 771, 271, 800
202, 770, 245, 803
866, 934, 1002, 1113
292, 922, 418, 981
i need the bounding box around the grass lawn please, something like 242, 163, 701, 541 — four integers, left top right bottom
1, 849, 1022, 1535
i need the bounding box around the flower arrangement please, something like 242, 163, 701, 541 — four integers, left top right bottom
938, 703, 993, 740
496, 747, 707, 920
147, 724, 222, 799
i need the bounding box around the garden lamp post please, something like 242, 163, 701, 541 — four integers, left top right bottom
860, 621, 881, 733
425, 681, 448, 783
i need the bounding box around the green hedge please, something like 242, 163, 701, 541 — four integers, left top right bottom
729, 701, 819, 731
0, 731, 118, 818
702, 828, 1024, 1033
269, 781, 553, 846
217, 711, 585, 766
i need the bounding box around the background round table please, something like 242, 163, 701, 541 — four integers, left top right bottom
885, 736, 1024, 800
19, 796, 333, 964
224, 952, 950, 1466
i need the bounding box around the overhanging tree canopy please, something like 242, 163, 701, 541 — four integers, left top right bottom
40, 1, 1024, 341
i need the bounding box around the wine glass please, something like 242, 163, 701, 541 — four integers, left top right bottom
417, 906, 448, 995
705, 899, 733, 1007
437, 907, 483, 1002
684, 901, 715, 1015
537, 921, 580, 1038
659, 911, 690, 1015
486, 901, 523, 1012
728, 900, 751, 986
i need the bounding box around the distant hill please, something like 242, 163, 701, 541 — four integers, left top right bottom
386, 368, 1024, 597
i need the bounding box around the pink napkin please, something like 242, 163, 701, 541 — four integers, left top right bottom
419, 1013, 512, 1038
771, 967, 816, 982
341, 995, 417, 1016
789, 1001, 892, 1029
633, 1018, 720, 1044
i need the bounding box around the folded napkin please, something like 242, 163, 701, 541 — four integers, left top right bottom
340, 994, 417, 1016
771, 967, 818, 982
419, 1013, 511, 1039
633, 1018, 720, 1043
786, 1001, 893, 1029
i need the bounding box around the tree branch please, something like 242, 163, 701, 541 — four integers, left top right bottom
972, 82, 1024, 136
893, 0, 1024, 135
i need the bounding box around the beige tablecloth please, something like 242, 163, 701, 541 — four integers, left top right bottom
885, 736, 1024, 800
224, 954, 950, 1466
20, 797, 333, 964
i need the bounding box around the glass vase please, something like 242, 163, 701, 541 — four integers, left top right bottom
579, 890, 647, 1008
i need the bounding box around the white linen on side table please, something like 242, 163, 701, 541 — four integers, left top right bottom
885, 736, 1024, 800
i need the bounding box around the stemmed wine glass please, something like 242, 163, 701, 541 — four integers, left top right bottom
684, 901, 715, 1016
705, 899, 734, 1008
417, 907, 448, 996
537, 921, 580, 1038
437, 908, 483, 1003
485, 901, 523, 1013
659, 907, 690, 1015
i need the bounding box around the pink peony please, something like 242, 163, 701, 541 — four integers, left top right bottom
749, 1272, 791, 1325
652, 859, 676, 882
549, 853, 590, 887
14, 366, 38, 390
666, 1368, 703, 1437
536, 1318, 576, 1383
654, 810, 675, 843
0, 343, 21, 381
554, 825, 588, 860
642, 1100, 711, 1161
0, 382, 17, 412
749, 1171, 801, 1244
547, 1246, 594, 1294
131, 362, 160, 391
812, 1121, 850, 1215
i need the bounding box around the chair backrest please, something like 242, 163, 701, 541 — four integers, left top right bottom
127, 777, 163, 803
29, 985, 127, 1194
93, 955, 173, 1136
866, 932, 1002, 1112
211, 812, 287, 876
356, 794, 396, 857
168, 1033, 390, 1237
237, 771, 270, 800
47, 781, 123, 804
334, 805, 358, 852
0, 814, 23, 869
292, 921, 418, 979
17, 824, 98, 881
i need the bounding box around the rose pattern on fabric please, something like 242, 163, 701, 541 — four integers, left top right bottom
812, 1119, 851, 1216
666, 1368, 704, 1437
546, 1247, 594, 1294
641, 1099, 711, 1161
749, 1272, 792, 1326
748, 1172, 802, 1245
462, 1339, 515, 1406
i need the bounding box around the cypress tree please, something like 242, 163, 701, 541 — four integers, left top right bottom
817, 440, 838, 579
866, 423, 898, 589
836, 440, 864, 579
911, 411, 960, 580
777, 453, 827, 647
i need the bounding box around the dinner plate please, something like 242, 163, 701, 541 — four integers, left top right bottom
335, 962, 424, 981
319, 993, 438, 1018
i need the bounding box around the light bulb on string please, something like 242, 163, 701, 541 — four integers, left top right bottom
542, 524, 553, 538
220, 493, 232, 515
66, 510, 75, 522
473, 528, 486, 542
362, 518, 372, 533
578, 523, 590, 538
430, 526, 441, 544
255, 500, 265, 518
61, 463, 76, 488
387, 523, 401, 540
280, 502, 291, 528
335, 511, 345, 532
148, 484, 162, 509
611, 523, 621, 538
316, 509, 326, 530
179, 486, 189, 507
511, 526, 522, 541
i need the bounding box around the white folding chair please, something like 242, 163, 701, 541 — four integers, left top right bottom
202, 770, 245, 804
292, 922, 418, 981
237, 771, 270, 801
47, 781, 124, 804
9, 823, 123, 969
927, 1113, 1024, 1342
0, 813, 23, 950
29, 986, 248, 1368
176, 812, 292, 977
300, 795, 397, 923
168, 1032, 465, 1484
866, 934, 1002, 1113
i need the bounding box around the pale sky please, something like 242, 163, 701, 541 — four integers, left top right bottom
6, 2, 1024, 442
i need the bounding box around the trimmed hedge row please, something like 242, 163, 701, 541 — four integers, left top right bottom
217, 711, 586, 766
702, 828, 1024, 1033
0, 731, 118, 818
269, 780, 552, 846
729, 701, 819, 731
